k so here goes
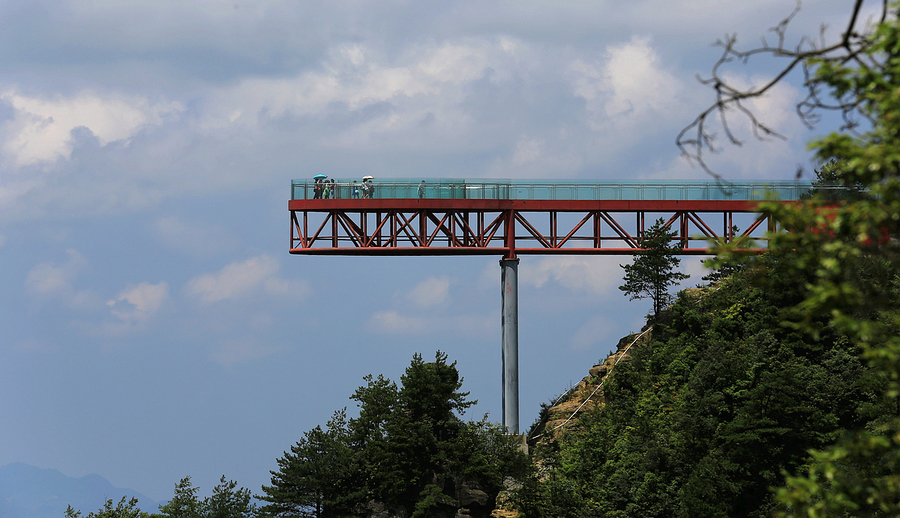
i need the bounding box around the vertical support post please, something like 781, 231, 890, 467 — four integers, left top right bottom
500, 257, 520, 433
332, 211, 338, 248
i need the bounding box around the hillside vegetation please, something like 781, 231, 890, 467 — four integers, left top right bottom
516, 251, 897, 517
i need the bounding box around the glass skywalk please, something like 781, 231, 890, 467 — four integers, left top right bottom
291, 178, 825, 201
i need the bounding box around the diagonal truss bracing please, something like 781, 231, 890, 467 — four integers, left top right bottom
289, 199, 773, 258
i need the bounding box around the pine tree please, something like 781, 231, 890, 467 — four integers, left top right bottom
202, 476, 259, 518
260, 351, 526, 517
66, 497, 149, 518
259, 411, 355, 517
619, 218, 690, 316
158, 477, 201, 518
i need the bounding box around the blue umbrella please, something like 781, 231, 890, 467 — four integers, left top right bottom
313, 174, 327, 179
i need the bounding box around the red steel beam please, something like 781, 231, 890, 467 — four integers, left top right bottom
288, 199, 755, 212
289, 199, 770, 257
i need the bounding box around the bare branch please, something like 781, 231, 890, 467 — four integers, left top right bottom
678, 0, 886, 176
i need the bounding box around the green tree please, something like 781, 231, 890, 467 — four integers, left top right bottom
619, 217, 690, 317
701, 225, 748, 285
356, 351, 476, 515
259, 411, 356, 517
682, 0, 900, 514
261, 351, 527, 517
157, 477, 201, 518
66, 497, 149, 518
203, 476, 260, 518
521, 253, 885, 517
764, 5, 900, 513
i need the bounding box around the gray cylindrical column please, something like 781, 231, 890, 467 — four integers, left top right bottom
500, 257, 519, 433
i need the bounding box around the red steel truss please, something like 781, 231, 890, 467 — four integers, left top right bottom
289, 199, 772, 258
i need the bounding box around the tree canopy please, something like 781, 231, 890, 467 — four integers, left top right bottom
517, 250, 893, 517
689, 0, 900, 514
259, 351, 527, 518
66, 477, 260, 518
66, 498, 150, 518
619, 217, 690, 317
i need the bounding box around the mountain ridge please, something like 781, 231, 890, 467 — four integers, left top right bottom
0, 462, 158, 518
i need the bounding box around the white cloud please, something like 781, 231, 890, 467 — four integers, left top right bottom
107, 282, 169, 323
408, 276, 450, 307
569, 36, 683, 131
702, 75, 805, 180
201, 38, 518, 135
185, 255, 308, 304
25, 249, 97, 309
602, 36, 680, 118
26, 254, 81, 296
366, 310, 493, 337
367, 310, 428, 335
0, 0, 836, 227
1, 89, 183, 166
523, 256, 623, 294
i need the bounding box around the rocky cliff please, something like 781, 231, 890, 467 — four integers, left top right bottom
528, 327, 653, 450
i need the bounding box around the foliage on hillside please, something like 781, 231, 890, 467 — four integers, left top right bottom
66, 476, 260, 518
515, 251, 896, 517
259, 351, 529, 518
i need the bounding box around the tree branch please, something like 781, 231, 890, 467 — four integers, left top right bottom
677, 0, 886, 177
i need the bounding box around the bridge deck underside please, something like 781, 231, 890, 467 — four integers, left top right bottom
288, 199, 771, 257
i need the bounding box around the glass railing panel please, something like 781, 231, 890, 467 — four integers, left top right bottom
291, 178, 830, 201
620, 186, 641, 200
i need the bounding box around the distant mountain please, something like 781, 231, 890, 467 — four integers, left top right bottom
0, 463, 158, 518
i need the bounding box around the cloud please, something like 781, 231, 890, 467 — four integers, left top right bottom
569, 36, 683, 131
26, 252, 83, 296
695, 72, 805, 178
408, 276, 450, 307
367, 310, 428, 335
185, 255, 308, 304
1, 89, 183, 166
651, 60, 807, 182
366, 310, 493, 337
200, 38, 516, 135
106, 282, 169, 323
25, 249, 97, 309
522, 256, 623, 294
0, 0, 827, 225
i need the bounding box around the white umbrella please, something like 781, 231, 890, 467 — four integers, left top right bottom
362, 175, 374, 180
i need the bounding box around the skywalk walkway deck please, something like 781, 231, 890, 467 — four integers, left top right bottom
289, 179, 821, 257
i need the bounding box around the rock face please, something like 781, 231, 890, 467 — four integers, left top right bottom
530, 328, 652, 447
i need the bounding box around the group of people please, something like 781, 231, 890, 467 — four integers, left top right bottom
313, 178, 337, 199
314, 177, 432, 199
352, 179, 375, 199
313, 177, 377, 199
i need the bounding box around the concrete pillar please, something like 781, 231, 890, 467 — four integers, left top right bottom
500, 257, 519, 433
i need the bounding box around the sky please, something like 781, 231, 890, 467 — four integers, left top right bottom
0, 0, 868, 505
